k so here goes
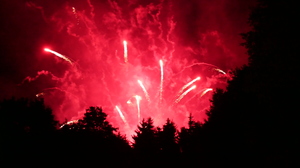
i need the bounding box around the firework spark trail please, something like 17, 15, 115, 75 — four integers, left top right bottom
123, 41, 128, 63
173, 62, 219, 76
28, 1, 244, 138
115, 106, 129, 127
175, 85, 197, 104
185, 88, 213, 103
59, 120, 78, 129
200, 88, 213, 98
137, 80, 150, 102
35, 87, 69, 98
44, 48, 73, 65
36, 92, 44, 97
72, 7, 80, 26
214, 68, 226, 74
177, 76, 201, 97
159, 60, 164, 104
134, 95, 142, 122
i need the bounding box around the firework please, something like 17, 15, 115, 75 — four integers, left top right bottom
137, 80, 150, 102
134, 95, 142, 122
175, 85, 197, 104
36, 92, 44, 97
214, 68, 226, 74
115, 106, 129, 127
59, 120, 78, 129
44, 48, 73, 64
123, 41, 128, 63
23, 0, 248, 138
200, 88, 213, 98
177, 76, 201, 96
159, 60, 164, 103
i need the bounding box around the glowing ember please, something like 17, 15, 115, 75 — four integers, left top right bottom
36, 92, 44, 97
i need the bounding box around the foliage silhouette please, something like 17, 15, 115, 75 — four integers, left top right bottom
158, 118, 180, 155
0, 97, 58, 135
132, 118, 159, 155
201, 1, 299, 167
59, 106, 132, 166
0, 97, 59, 166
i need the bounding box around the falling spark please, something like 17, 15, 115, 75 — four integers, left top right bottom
159, 59, 164, 103
36, 92, 44, 97
175, 85, 197, 104
177, 76, 201, 96
214, 68, 226, 74
134, 95, 142, 122
44, 48, 73, 64
59, 120, 78, 129
200, 88, 213, 98
72, 7, 80, 25
115, 106, 129, 127
123, 40, 128, 63
137, 80, 150, 102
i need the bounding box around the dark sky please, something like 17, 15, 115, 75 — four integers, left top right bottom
0, 0, 256, 135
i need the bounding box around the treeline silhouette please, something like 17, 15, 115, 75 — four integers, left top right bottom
1, 0, 298, 167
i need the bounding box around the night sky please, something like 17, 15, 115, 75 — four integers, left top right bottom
0, 0, 255, 135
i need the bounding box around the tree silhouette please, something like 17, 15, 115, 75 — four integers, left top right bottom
132, 118, 160, 167
59, 106, 132, 167
158, 118, 180, 155
201, 0, 299, 167
0, 97, 59, 166
177, 114, 204, 166
132, 118, 159, 154
0, 97, 57, 135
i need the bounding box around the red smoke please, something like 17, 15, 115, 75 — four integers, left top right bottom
2, 0, 254, 137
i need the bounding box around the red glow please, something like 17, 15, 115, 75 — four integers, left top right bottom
16, 1, 251, 137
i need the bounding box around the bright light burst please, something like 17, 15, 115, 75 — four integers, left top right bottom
22, 1, 242, 137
